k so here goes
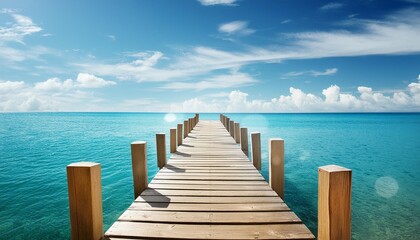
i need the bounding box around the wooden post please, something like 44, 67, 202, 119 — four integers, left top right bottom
195, 113, 199, 123
234, 122, 240, 143
183, 120, 189, 138
251, 132, 261, 170
318, 165, 352, 240
170, 128, 177, 153
189, 118, 193, 132
229, 120, 235, 138
226, 117, 230, 130
240, 127, 249, 157
67, 162, 103, 240
131, 141, 148, 199
269, 138, 284, 199
156, 133, 166, 169
177, 124, 183, 146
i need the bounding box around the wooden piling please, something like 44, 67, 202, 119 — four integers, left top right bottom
229, 120, 235, 138
176, 123, 183, 146
130, 141, 148, 199
170, 128, 177, 153
269, 138, 284, 199
195, 113, 199, 123
156, 133, 166, 169
251, 132, 261, 170
234, 122, 240, 143
318, 165, 352, 240
67, 162, 103, 240
183, 120, 189, 138
240, 127, 249, 157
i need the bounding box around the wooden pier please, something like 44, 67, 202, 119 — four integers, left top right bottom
67, 114, 352, 240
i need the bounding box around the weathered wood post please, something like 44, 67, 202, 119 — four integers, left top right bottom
67, 162, 103, 240
177, 124, 183, 146
170, 128, 177, 153
226, 117, 230, 130
131, 141, 148, 199
234, 122, 240, 143
251, 132, 261, 170
183, 120, 189, 138
156, 133, 166, 169
318, 165, 352, 240
269, 138, 284, 199
195, 113, 199, 123
229, 120, 235, 138
240, 127, 249, 157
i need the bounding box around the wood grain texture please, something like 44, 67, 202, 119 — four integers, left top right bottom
105, 120, 314, 240
269, 138, 284, 199
131, 141, 148, 199
67, 162, 103, 240
318, 165, 352, 240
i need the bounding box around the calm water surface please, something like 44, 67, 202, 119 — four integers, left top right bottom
0, 113, 419, 239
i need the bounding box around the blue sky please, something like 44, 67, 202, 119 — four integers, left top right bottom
0, 0, 420, 112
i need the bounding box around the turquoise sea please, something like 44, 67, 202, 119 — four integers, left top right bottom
0, 113, 419, 239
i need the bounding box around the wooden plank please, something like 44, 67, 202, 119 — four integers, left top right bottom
141, 189, 278, 197
118, 210, 301, 224
128, 202, 290, 212
150, 179, 268, 185
105, 222, 315, 239
148, 183, 273, 191
134, 196, 284, 204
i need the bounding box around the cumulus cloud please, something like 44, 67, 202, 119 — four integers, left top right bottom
75, 73, 116, 88
170, 78, 420, 112
0, 80, 25, 91
218, 21, 254, 35
198, 0, 237, 6
34, 73, 115, 91
0, 73, 116, 112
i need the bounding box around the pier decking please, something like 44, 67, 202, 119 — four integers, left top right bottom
104, 120, 315, 239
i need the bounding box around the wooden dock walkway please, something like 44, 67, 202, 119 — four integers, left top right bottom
104, 120, 315, 239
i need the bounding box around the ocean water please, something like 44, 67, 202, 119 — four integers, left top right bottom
0, 113, 419, 239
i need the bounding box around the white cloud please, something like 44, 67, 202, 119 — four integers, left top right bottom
312, 68, 338, 76
219, 21, 254, 35
281, 19, 292, 24
107, 35, 116, 41
0, 10, 42, 43
34, 78, 73, 91
0, 80, 25, 91
283, 68, 338, 79
74, 9, 420, 89
75, 73, 116, 88
34, 73, 115, 91
198, 0, 237, 6
320, 2, 344, 11
170, 78, 420, 112
162, 71, 257, 90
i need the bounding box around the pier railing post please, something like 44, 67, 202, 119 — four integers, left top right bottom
131, 141, 148, 199
226, 117, 230, 130
251, 132, 261, 170
177, 124, 183, 146
183, 120, 189, 138
240, 127, 249, 157
229, 120, 235, 138
269, 138, 284, 199
318, 165, 352, 240
156, 133, 166, 169
67, 162, 103, 240
195, 113, 199, 123
234, 122, 240, 143
170, 128, 177, 153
